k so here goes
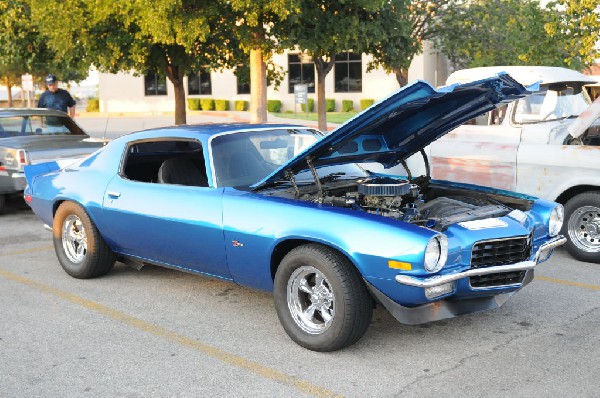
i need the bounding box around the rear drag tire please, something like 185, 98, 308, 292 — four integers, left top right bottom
53, 201, 115, 278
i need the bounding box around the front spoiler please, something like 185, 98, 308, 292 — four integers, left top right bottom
368, 235, 566, 325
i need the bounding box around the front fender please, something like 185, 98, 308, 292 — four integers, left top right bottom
222, 189, 437, 291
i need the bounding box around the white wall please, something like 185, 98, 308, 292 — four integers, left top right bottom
98, 45, 448, 113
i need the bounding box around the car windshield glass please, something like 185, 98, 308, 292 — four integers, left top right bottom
0, 115, 80, 137
211, 128, 320, 187
513, 83, 591, 124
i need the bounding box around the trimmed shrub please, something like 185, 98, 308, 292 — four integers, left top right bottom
86, 98, 99, 112
200, 98, 215, 111
267, 100, 282, 113
300, 98, 315, 112
187, 98, 202, 110
325, 98, 335, 112
360, 98, 375, 110
214, 99, 230, 111
234, 100, 249, 111
342, 99, 354, 112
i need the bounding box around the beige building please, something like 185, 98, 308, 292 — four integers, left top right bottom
98, 42, 449, 113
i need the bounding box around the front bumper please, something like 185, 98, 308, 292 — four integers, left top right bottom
395, 235, 566, 289
368, 235, 566, 325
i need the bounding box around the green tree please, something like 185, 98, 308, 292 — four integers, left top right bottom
432, 0, 582, 69
545, 0, 600, 69
31, 0, 237, 124
0, 0, 87, 106
368, 0, 441, 88
228, 0, 297, 123
281, 0, 392, 130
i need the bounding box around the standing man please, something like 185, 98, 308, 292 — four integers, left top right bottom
37, 74, 76, 117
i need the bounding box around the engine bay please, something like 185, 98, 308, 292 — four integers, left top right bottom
264, 175, 532, 231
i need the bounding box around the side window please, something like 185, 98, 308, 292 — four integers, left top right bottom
464, 105, 507, 126
121, 139, 209, 187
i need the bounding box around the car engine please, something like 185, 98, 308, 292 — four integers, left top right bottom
265, 176, 529, 231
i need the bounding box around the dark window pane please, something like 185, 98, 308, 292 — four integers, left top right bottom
302, 63, 315, 93
236, 65, 250, 95
188, 75, 200, 95
348, 62, 362, 92
288, 54, 315, 94
199, 70, 212, 95
145, 73, 167, 96
334, 52, 362, 93
288, 63, 302, 93
188, 70, 212, 95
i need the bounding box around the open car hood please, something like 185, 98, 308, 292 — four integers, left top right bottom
253, 73, 532, 190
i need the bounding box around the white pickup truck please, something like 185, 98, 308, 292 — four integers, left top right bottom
420, 66, 600, 262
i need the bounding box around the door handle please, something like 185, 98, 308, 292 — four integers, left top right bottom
107, 191, 121, 198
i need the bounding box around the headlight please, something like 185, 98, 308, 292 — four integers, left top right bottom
549, 205, 564, 237
424, 235, 448, 273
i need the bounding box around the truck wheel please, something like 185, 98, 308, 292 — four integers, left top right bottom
274, 244, 373, 351
0, 194, 5, 215
53, 201, 116, 278
562, 192, 600, 263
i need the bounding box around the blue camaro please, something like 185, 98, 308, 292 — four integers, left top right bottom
24, 74, 566, 351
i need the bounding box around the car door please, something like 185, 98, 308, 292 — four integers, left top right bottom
429, 106, 521, 191
101, 175, 231, 279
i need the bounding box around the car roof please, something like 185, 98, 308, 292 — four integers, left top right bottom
0, 108, 70, 118
120, 123, 312, 142
446, 66, 598, 86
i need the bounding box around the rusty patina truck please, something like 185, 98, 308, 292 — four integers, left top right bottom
421, 66, 600, 263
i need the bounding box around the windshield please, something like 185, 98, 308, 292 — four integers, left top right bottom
211, 128, 321, 187
0, 115, 85, 138
513, 83, 591, 124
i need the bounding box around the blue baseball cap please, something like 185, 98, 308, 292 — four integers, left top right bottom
45, 74, 58, 84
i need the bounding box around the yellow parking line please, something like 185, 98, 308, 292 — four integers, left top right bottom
0, 268, 342, 398
537, 275, 600, 291
2, 245, 54, 256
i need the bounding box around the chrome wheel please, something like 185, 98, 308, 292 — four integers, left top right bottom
567, 205, 600, 252
287, 265, 335, 334
62, 214, 88, 263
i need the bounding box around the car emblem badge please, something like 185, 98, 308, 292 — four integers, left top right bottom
232, 240, 244, 247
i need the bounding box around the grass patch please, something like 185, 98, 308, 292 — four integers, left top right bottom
272, 112, 358, 124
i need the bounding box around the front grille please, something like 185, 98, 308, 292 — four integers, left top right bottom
471, 235, 532, 268
470, 271, 526, 288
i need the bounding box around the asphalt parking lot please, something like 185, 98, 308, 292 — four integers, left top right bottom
2, 114, 600, 397
1, 194, 600, 397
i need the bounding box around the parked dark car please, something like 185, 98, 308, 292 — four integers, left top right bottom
0, 108, 103, 213
24, 75, 565, 351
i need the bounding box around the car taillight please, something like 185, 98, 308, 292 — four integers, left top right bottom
17, 149, 29, 167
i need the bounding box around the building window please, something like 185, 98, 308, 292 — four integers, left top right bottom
236, 65, 250, 95
188, 70, 212, 95
144, 73, 167, 96
334, 52, 362, 93
288, 54, 315, 94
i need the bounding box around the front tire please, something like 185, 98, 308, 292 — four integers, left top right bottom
562, 192, 600, 263
274, 244, 373, 352
53, 201, 115, 278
